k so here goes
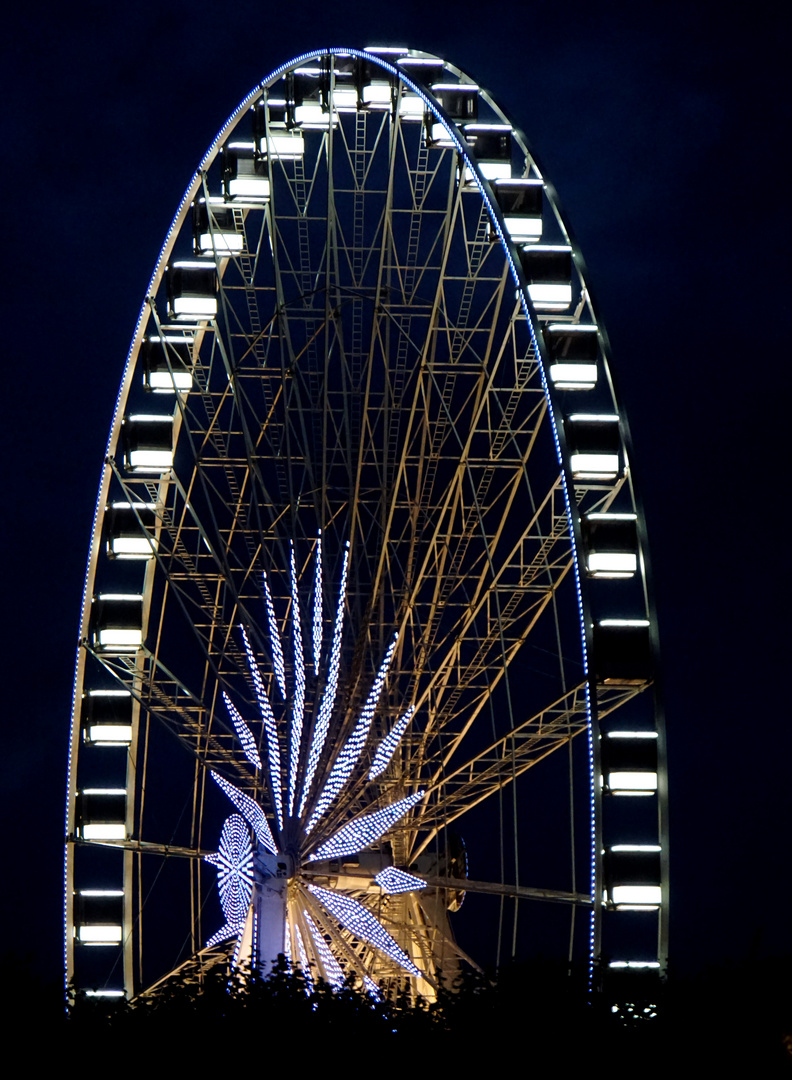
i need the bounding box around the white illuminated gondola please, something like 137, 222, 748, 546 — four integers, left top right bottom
82, 689, 133, 744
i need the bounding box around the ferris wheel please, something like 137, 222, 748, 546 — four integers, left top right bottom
64, 46, 667, 1014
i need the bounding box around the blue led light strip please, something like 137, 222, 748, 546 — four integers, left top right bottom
262, 570, 287, 699
240, 626, 284, 831
222, 690, 262, 770
68, 46, 608, 996
312, 531, 323, 677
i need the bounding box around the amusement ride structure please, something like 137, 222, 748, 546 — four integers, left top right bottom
65, 46, 667, 1016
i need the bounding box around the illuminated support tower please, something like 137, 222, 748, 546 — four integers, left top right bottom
65, 46, 667, 1014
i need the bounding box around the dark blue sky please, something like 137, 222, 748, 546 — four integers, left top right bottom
1, 1, 787, 984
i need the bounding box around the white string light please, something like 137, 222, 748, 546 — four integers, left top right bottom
288, 541, 306, 817
375, 867, 426, 894
308, 884, 421, 977
210, 771, 277, 855
294, 923, 314, 993
240, 626, 284, 830
208, 532, 428, 988
307, 791, 424, 862
312, 531, 322, 677
305, 633, 398, 835
304, 910, 345, 987
283, 919, 292, 965
262, 569, 287, 699
299, 542, 350, 817
204, 814, 254, 947
368, 706, 415, 780
222, 691, 262, 769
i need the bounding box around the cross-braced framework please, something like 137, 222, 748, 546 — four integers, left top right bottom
65, 47, 667, 1011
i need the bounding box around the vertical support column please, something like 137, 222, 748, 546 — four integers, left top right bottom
253, 850, 289, 975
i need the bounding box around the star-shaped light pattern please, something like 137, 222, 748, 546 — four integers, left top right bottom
204, 532, 427, 989
204, 814, 254, 947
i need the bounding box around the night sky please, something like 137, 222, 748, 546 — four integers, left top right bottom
2, 1, 787, 988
